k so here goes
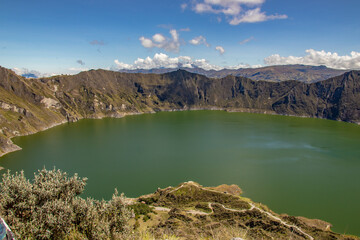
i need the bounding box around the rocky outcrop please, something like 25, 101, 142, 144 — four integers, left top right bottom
40, 97, 61, 109
0, 67, 68, 156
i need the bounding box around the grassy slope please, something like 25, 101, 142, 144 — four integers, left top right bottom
129, 182, 359, 240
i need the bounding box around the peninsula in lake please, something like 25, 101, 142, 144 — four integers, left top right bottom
0, 65, 359, 156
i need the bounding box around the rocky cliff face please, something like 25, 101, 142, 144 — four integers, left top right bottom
0, 67, 66, 156
0, 66, 359, 156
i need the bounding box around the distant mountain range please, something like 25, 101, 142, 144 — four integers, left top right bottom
118, 64, 347, 83
0, 66, 359, 157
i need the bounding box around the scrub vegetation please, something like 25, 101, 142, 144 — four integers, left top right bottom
0, 168, 131, 239
0, 169, 358, 240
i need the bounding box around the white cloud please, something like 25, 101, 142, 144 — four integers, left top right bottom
227, 63, 263, 69
215, 46, 225, 54
194, 3, 218, 14
139, 37, 155, 48
230, 8, 287, 25
113, 53, 260, 71
114, 60, 133, 70
152, 34, 166, 43
239, 36, 254, 44
264, 49, 360, 70
188, 0, 287, 25
68, 67, 89, 73
189, 36, 210, 47
114, 53, 217, 70
139, 29, 181, 53
170, 29, 179, 42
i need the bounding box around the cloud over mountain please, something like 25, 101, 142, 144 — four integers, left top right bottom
114, 53, 260, 71
114, 53, 221, 70
265, 49, 360, 70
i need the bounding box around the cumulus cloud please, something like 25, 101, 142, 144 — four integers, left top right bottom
189, 36, 210, 47
215, 46, 225, 54
114, 53, 221, 70
90, 40, 105, 46
188, 0, 287, 25
77, 60, 85, 65
139, 29, 181, 53
181, 3, 188, 10
152, 34, 166, 43
239, 36, 254, 44
113, 53, 260, 71
264, 49, 360, 70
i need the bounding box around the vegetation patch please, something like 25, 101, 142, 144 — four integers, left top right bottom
194, 202, 212, 213
141, 182, 251, 211
0, 168, 132, 240
129, 203, 153, 217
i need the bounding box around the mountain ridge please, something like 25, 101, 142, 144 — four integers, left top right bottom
118, 64, 347, 83
0, 66, 359, 157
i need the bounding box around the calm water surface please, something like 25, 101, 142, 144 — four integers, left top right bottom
1, 111, 360, 235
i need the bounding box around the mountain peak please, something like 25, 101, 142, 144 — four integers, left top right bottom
165, 69, 199, 79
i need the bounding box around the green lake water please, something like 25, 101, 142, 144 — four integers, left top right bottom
1, 111, 360, 236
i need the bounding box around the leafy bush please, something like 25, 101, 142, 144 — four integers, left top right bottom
129, 203, 153, 217
0, 168, 132, 240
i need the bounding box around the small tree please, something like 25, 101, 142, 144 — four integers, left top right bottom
0, 168, 132, 240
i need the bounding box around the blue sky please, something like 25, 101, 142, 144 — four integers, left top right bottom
1, 0, 360, 75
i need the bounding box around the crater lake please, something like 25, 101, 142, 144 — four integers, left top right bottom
1, 111, 359, 236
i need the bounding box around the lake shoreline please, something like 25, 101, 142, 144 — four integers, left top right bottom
1, 106, 359, 159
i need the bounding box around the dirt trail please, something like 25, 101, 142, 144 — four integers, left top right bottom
163, 181, 314, 240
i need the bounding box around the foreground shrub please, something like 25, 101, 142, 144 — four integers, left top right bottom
0, 168, 132, 239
